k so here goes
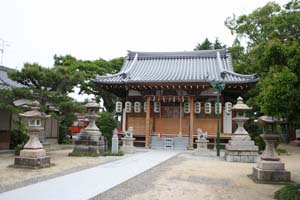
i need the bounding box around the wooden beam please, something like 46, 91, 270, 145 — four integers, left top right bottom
145, 96, 151, 148
189, 96, 194, 149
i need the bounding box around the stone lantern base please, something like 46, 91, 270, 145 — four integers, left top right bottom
253, 160, 291, 182
73, 135, 105, 154
13, 149, 51, 169
225, 138, 259, 163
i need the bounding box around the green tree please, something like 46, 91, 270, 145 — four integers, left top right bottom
53, 55, 124, 112
225, 0, 300, 121
194, 38, 213, 50
194, 38, 226, 51
8, 63, 85, 143
96, 112, 117, 149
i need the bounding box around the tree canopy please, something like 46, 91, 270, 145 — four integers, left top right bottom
225, 0, 300, 121
194, 38, 226, 50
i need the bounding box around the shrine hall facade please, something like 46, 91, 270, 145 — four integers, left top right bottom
95, 49, 258, 149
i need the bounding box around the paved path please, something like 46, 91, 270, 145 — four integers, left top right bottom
0, 150, 179, 200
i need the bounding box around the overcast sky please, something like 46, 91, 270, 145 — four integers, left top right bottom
1, 0, 290, 70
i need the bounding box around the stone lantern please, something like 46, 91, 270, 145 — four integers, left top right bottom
83, 101, 102, 141
225, 97, 258, 162
14, 101, 51, 168
73, 101, 105, 154
252, 116, 291, 182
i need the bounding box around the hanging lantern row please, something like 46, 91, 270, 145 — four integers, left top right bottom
115, 101, 232, 114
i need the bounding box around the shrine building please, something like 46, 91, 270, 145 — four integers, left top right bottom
95, 49, 258, 150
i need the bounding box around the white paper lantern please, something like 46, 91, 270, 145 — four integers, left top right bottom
154, 102, 160, 113
144, 102, 147, 112
195, 102, 201, 114
215, 102, 222, 115
204, 102, 211, 114
125, 101, 132, 113
184, 102, 190, 114
225, 102, 233, 114
115, 101, 123, 113
134, 102, 141, 113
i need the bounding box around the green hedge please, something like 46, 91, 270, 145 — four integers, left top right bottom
275, 184, 300, 200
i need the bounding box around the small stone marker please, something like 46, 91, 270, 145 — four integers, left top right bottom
121, 127, 136, 153
252, 116, 291, 182
111, 128, 119, 154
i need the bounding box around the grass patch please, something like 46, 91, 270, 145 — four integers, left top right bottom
276, 148, 288, 155
100, 151, 124, 156
68, 152, 100, 157
274, 184, 300, 200
69, 151, 124, 157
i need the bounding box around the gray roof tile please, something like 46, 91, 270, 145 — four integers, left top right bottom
0, 66, 24, 89
95, 49, 258, 84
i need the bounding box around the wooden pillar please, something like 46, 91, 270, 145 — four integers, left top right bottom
179, 100, 182, 136
189, 96, 194, 149
145, 96, 151, 147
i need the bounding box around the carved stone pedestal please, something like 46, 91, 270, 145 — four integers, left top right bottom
225, 135, 259, 163
193, 139, 210, 156
121, 137, 136, 153
73, 134, 105, 154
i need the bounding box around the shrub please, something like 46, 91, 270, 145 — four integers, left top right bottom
68, 152, 99, 157
100, 151, 124, 156
96, 112, 117, 149
58, 124, 72, 144
10, 120, 29, 154
274, 184, 300, 200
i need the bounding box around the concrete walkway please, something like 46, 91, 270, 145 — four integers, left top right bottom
0, 150, 179, 200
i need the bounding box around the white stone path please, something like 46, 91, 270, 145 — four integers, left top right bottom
0, 150, 179, 200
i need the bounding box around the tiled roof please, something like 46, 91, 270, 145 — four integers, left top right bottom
95, 49, 258, 85
0, 66, 24, 89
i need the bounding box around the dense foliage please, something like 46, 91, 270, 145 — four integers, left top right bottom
53, 55, 124, 112
6, 54, 123, 144
194, 38, 226, 50
274, 184, 300, 200
10, 120, 29, 155
96, 112, 117, 149
225, 0, 300, 121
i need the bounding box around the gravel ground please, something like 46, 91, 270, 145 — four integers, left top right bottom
92, 144, 300, 200
0, 149, 123, 193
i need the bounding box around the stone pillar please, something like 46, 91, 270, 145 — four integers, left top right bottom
111, 128, 119, 154
121, 127, 136, 153
73, 101, 105, 154
225, 97, 259, 163
14, 101, 51, 168
252, 116, 291, 182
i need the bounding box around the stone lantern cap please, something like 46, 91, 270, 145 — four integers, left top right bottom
19, 101, 50, 119
257, 116, 284, 125
231, 97, 252, 111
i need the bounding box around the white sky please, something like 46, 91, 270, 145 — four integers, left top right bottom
1, 0, 290, 69
0, 0, 289, 101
